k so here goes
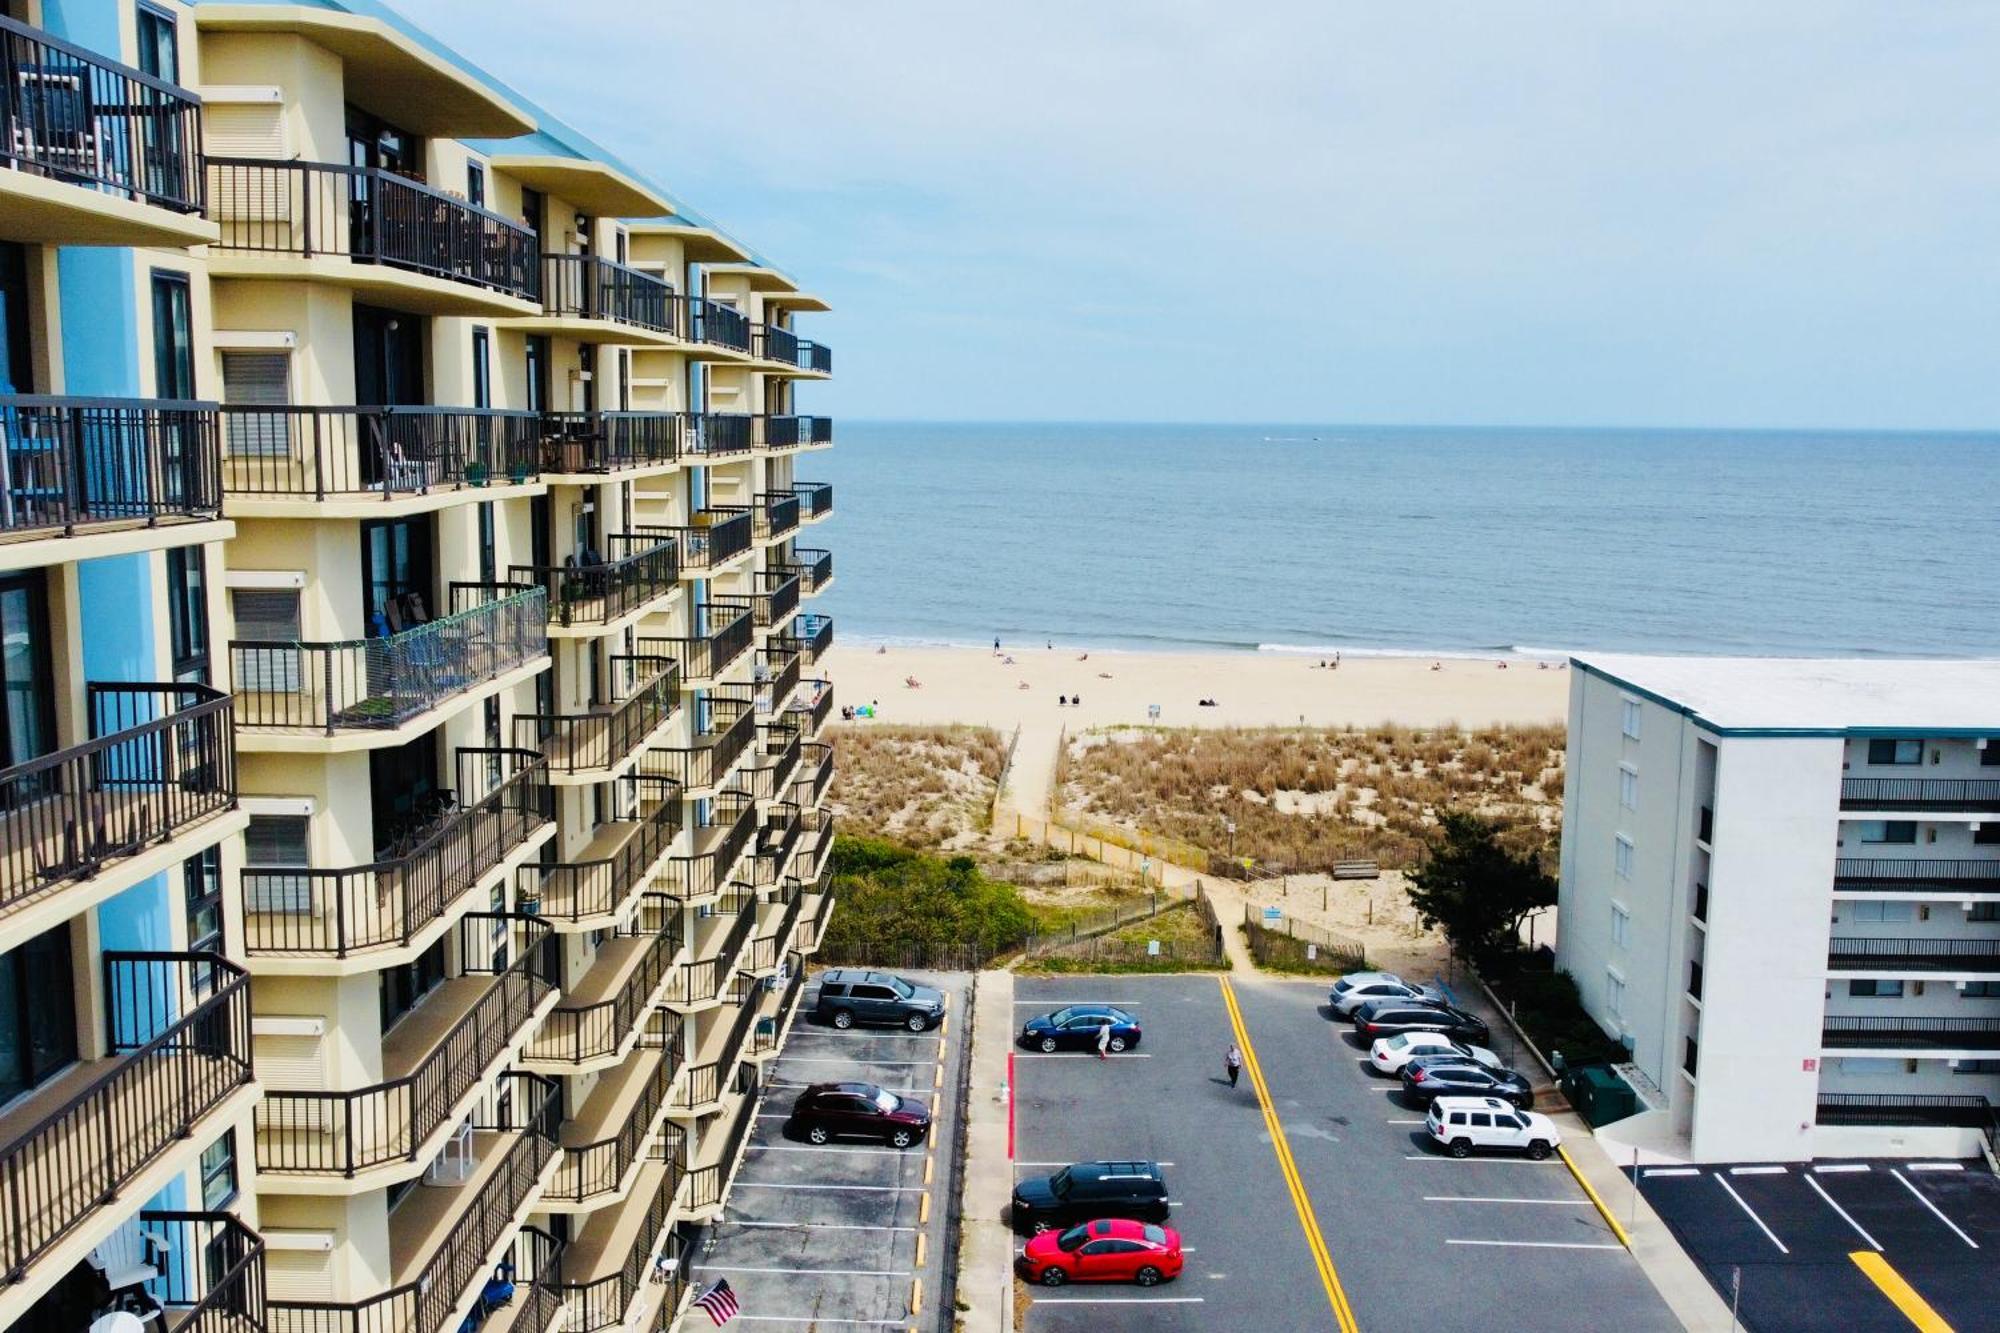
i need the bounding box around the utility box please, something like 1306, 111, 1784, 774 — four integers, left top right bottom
1562, 1064, 1639, 1127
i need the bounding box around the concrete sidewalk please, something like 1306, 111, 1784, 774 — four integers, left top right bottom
954, 969, 1016, 1333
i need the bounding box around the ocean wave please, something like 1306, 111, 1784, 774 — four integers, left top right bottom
1257, 642, 1572, 661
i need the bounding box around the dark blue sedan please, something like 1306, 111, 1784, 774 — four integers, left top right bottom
1020, 1005, 1142, 1053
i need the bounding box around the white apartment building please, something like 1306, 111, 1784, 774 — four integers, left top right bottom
1557, 654, 2000, 1164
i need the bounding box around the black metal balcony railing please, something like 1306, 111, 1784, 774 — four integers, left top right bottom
511, 533, 678, 628
792, 741, 833, 809
142, 1211, 267, 1333
639, 696, 756, 794
540, 253, 677, 334
665, 879, 757, 1009
682, 1089, 757, 1213
1827, 936, 2000, 971
802, 342, 832, 375
687, 414, 753, 460
268, 1072, 559, 1333
1834, 859, 2000, 890
754, 959, 809, 1057
526, 896, 682, 1067
0, 395, 223, 537
218, 404, 540, 500
0, 13, 206, 213
1840, 779, 2000, 812
232, 583, 546, 733
786, 548, 833, 594
1822, 1016, 2000, 1051
519, 775, 682, 924
559, 1146, 676, 1333
674, 966, 761, 1110
794, 806, 833, 884
0, 952, 251, 1284
517, 655, 680, 776
639, 605, 752, 684
255, 917, 556, 1176
758, 647, 802, 717
538, 410, 688, 474
643, 510, 754, 574
548, 1024, 684, 1206
747, 891, 806, 974
508, 1225, 569, 1333
754, 569, 802, 630
800, 874, 835, 950
782, 615, 832, 667
759, 415, 835, 451
791, 679, 833, 739
754, 491, 800, 543
0, 682, 235, 924
793, 482, 833, 521
206, 157, 539, 300
661, 793, 757, 903
1815, 1093, 1995, 1130
747, 727, 803, 808
754, 801, 804, 885
692, 297, 751, 353
757, 324, 800, 366
241, 747, 550, 957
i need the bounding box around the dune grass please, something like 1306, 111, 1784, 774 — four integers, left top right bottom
827, 723, 1008, 849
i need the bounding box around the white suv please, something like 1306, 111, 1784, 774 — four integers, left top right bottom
1426, 1096, 1562, 1159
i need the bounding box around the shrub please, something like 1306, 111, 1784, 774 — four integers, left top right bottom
821, 835, 1038, 964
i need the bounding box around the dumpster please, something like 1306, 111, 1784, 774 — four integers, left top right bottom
1562, 1064, 1639, 1127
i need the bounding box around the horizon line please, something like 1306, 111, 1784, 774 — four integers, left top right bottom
827, 417, 2000, 436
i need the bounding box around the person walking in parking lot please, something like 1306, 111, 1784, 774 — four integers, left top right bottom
1225, 1043, 1242, 1088
1097, 1021, 1112, 1059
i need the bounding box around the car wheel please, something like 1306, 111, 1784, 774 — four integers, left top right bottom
1449, 1137, 1472, 1159
1108, 1036, 1127, 1053
831, 1009, 854, 1030
907, 1013, 929, 1033
1039, 1036, 1058, 1053
890, 1128, 915, 1149
807, 1124, 830, 1145
1031, 1219, 1058, 1235
1039, 1267, 1068, 1288
1135, 1266, 1162, 1287
1527, 1139, 1551, 1161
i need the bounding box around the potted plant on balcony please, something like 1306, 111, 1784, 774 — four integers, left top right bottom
466, 459, 489, 487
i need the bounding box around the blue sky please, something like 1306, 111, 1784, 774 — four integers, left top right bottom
400, 1, 2000, 429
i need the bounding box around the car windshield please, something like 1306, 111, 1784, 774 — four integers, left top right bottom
1057, 1224, 1090, 1252
871, 1090, 899, 1114
1050, 1168, 1073, 1198
889, 978, 915, 999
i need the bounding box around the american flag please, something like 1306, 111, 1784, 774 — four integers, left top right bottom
693, 1278, 739, 1326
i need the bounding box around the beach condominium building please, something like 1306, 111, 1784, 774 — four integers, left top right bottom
1557, 655, 2000, 1164
0, 0, 834, 1329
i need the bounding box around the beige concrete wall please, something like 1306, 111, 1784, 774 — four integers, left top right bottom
200, 32, 347, 161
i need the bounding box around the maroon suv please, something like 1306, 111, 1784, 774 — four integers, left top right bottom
789, 1081, 933, 1149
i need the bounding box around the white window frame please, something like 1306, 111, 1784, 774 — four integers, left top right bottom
1611, 903, 1631, 949
1618, 763, 1638, 810
1621, 697, 1642, 740
1614, 834, 1634, 880
1605, 969, 1626, 1019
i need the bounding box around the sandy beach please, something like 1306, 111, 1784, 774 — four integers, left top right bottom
820, 644, 1570, 733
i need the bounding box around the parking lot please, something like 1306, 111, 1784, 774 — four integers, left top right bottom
693, 969, 970, 1328
1011, 973, 1679, 1331
1637, 1158, 2000, 1331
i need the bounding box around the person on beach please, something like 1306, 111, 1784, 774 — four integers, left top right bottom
1059, 694, 1068, 706
905, 676, 922, 689
1097, 1022, 1112, 1059
1225, 1044, 1242, 1088
1073, 693, 1082, 707
994, 637, 1001, 651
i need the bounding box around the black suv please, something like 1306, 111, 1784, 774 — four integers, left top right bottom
1351, 999, 1491, 1045
813, 969, 946, 1032
1399, 1059, 1534, 1108
1012, 1161, 1170, 1234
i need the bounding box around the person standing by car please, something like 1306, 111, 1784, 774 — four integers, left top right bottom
1097, 1021, 1112, 1060
1225, 1044, 1242, 1088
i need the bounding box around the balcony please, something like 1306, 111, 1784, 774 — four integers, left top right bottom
271, 1073, 559, 1333
780, 614, 832, 668
517, 654, 680, 782
1827, 936, 2000, 973
759, 416, 833, 451
642, 603, 752, 686
556, 1139, 678, 1333
640, 694, 754, 797
684, 415, 754, 462
528, 254, 683, 344
1687, 958, 1703, 1002
1823, 1017, 2000, 1052
691, 298, 752, 355
645, 511, 753, 575
546, 1031, 685, 1209
757, 646, 802, 717
522, 896, 683, 1070
791, 741, 833, 810
753, 491, 800, 543
253, 916, 557, 1179
1815, 1093, 1995, 1131
130, 1211, 268, 1331
754, 326, 833, 377
538, 411, 688, 476
1834, 859, 2000, 893
750, 957, 809, 1059
0, 14, 214, 247
751, 802, 805, 891
0, 953, 252, 1287
798, 874, 835, 953
217, 405, 540, 509
0, 683, 237, 949
494, 1226, 567, 1333
680, 1087, 757, 1217
793, 482, 834, 523
517, 775, 682, 928
231, 583, 547, 742
662, 889, 758, 1012
1840, 779, 2000, 813
782, 547, 833, 596
790, 678, 833, 739
745, 887, 805, 976
672, 971, 760, 1112
205, 157, 540, 313
794, 806, 834, 886
743, 725, 803, 807
241, 748, 551, 961
752, 569, 802, 632
0, 396, 225, 563
510, 533, 679, 632
659, 793, 757, 905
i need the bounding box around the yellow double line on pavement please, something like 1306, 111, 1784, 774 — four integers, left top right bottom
1219, 977, 1361, 1332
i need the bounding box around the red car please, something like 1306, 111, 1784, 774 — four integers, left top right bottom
1019, 1217, 1184, 1288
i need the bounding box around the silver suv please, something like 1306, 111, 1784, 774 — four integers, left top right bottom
813, 969, 946, 1031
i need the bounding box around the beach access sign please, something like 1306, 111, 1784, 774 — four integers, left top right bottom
1263, 907, 1282, 925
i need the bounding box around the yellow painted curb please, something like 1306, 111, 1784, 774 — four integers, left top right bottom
919, 1191, 930, 1225
915, 1231, 927, 1267
923, 1153, 935, 1186
1557, 1145, 1633, 1250
1851, 1251, 1954, 1332
910, 1276, 923, 1316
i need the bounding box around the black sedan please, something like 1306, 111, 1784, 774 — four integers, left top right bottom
1350, 999, 1491, 1045
1019, 1005, 1142, 1054
1400, 1059, 1534, 1108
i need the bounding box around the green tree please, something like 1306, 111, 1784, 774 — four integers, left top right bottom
1405, 811, 1556, 965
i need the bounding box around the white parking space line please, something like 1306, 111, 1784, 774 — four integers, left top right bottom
748, 1144, 913, 1156
1812, 1164, 1870, 1174
1805, 1174, 1883, 1252
731, 1182, 927, 1193
777, 1057, 940, 1065
1715, 1175, 1790, 1254
1729, 1166, 1787, 1176
1424, 1196, 1592, 1206
1402, 1156, 1559, 1165
1643, 1168, 1700, 1178
1014, 1161, 1176, 1168
769, 1083, 930, 1096
1012, 999, 1146, 1006
1446, 1239, 1625, 1251
1908, 1162, 1966, 1172
727, 1221, 920, 1232
1029, 1297, 1206, 1305
1387, 1119, 1425, 1126
693, 1264, 913, 1277
1891, 1169, 1981, 1248
787, 1031, 943, 1041
729, 1319, 912, 1327
1014, 1053, 1153, 1059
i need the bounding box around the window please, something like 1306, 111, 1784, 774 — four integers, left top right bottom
471, 327, 491, 409
231, 589, 302, 691
1605, 971, 1625, 1018
244, 814, 311, 913
136, 3, 180, 82
1614, 835, 1634, 880
220, 350, 292, 457
1847, 900, 1914, 925
1839, 1057, 1902, 1075
1618, 765, 1637, 810
478, 503, 496, 586
165, 546, 210, 683
1975, 824, 2000, 846
1857, 821, 1918, 845
0, 572, 56, 772
1867, 738, 1924, 766
1848, 979, 1905, 999
1969, 904, 2000, 923
1953, 1060, 2000, 1074
184, 846, 221, 955
199, 1131, 238, 1209
1961, 981, 2000, 998
466, 161, 486, 208
362, 515, 436, 629
380, 938, 447, 1033
151, 271, 194, 398
1611, 905, 1631, 949
0, 922, 77, 1102
1621, 698, 1642, 740
1982, 743, 2000, 768
524, 335, 550, 413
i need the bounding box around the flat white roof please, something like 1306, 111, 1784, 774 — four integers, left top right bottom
1573, 654, 2000, 734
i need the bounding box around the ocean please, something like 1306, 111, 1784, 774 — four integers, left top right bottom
807, 422, 2000, 658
